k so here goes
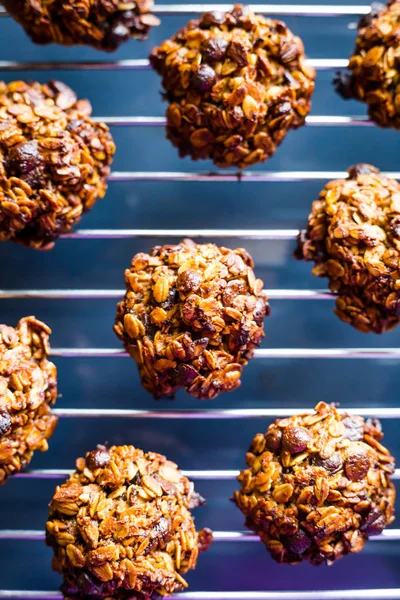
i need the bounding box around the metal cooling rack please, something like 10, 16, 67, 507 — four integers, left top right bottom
0, 3, 399, 600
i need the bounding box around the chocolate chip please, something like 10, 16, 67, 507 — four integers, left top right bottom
231, 5, 250, 20
254, 297, 267, 325
7, 140, 46, 189
104, 23, 131, 50
227, 40, 248, 67
190, 64, 216, 92
177, 269, 203, 294
151, 517, 170, 541
271, 101, 292, 118
347, 163, 380, 179
282, 529, 312, 554
188, 491, 206, 509
198, 527, 213, 552
345, 452, 370, 481
0, 409, 11, 436
199, 11, 225, 28
201, 37, 229, 63
312, 452, 343, 474
160, 287, 177, 311
265, 428, 283, 452
342, 415, 365, 441
358, 2, 385, 29
86, 448, 110, 471
176, 364, 199, 386
390, 216, 400, 238
361, 506, 386, 536
333, 71, 354, 100
282, 426, 311, 454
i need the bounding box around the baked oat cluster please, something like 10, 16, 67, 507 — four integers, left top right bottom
0, 80, 115, 250
0, 317, 57, 485
335, 0, 400, 128
234, 402, 396, 566
114, 239, 268, 400
4, 0, 160, 52
296, 164, 400, 333
46, 445, 212, 600
150, 4, 315, 169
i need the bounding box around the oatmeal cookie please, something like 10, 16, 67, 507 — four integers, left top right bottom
0, 317, 57, 484
150, 4, 315, 169
335, 0, 400, 128
234, 402, 396, 565
0, 80, 115, 249
46, 445, 212, 600
296, 164, 400, 333
3, 0, 160, 52
114, 239, 268, 399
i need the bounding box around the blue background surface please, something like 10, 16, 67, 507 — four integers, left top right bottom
0, 1, 399, 597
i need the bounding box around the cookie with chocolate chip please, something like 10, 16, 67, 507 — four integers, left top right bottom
3, 0, 160, 51
150, 4, 315, 169
335, 0, 400, 128
0, 317, 57, 484
114, 239, 268, 399
46, 445, 212, 599
0, 80, 115, 249
234, 402, 396, 565
296, 164, 400, 333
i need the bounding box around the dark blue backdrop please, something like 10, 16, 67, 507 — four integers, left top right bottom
0, 1, 399, 597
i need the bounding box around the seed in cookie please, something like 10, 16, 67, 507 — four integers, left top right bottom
0, 317, 58, 485
3, 0, 160, 52
0, 80, 115, 250
149, 4, 315, 169
234, 402, 396, 565
295, 164, 400, 333
46, 445, 212, 599
114, 238, 268, 400
334, 1, 400, 128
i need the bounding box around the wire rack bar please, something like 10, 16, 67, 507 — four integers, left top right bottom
51, 407, 400, 419
0, 4, 372, 17
15, 468, 400, 480
106, 171, 400, 183
96, 116, 373, 127
60, 229, 301, 239
0, 289, 334, 300
1, 530, 399, 542
0, 59, 347, 71
49, 348, 400, 359
2, 592, 400, 600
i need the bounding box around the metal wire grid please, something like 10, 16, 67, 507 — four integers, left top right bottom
0, 3, 399, 600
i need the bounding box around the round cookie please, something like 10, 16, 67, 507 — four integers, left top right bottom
150, 4, 315, 169
234, 402, 396, 565
0, 317, 57, 484
114, 239, 268, 399
0, 80, 115, 249
3, 0, 160, 51
46, 445, 212, 599
296, 164, 400, 333
335, 0, 400, 128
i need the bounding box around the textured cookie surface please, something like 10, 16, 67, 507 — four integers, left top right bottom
335, 0, 400, 128
0, 80, 115, 249
150, 4, 315, 168
234, 402, 396, 565
114, 238, 268, 399
296, 164, 400, 333
0, 317, 57, 484
46, 445, 212, 599
3, 0, 160, 51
